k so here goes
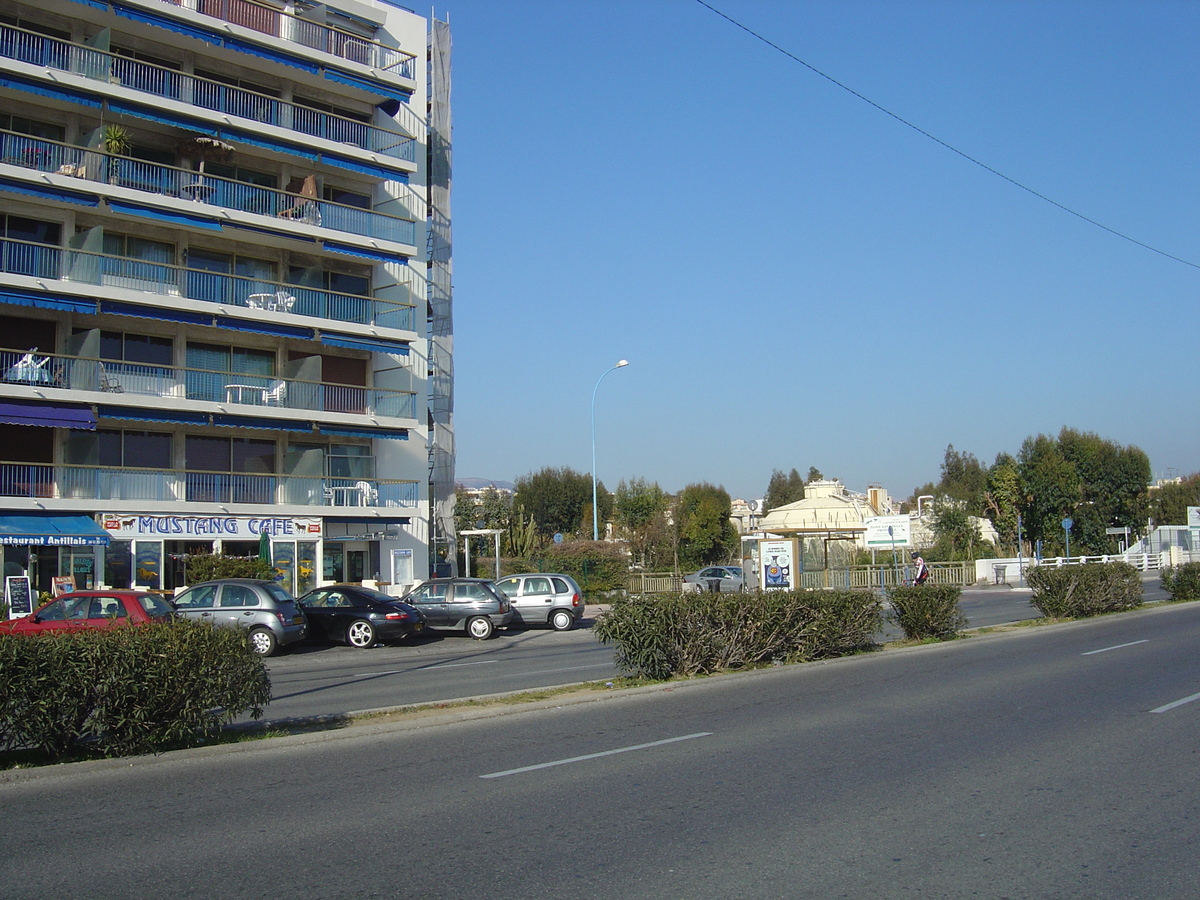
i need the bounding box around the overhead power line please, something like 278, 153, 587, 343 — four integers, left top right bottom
694, 0, 1200, 271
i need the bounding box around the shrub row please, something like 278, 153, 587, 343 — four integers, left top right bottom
1160, 563, 1200, 602
593, 590, 882, 680
0, 620, 270, 759
1026, 561, 1143, 617
885, 585, 966, 640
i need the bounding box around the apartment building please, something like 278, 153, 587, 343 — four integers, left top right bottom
0, 0, 453, 597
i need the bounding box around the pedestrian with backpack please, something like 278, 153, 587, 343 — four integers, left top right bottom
911, 551, 930, 585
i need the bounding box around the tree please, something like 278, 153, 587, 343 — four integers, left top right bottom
807, 466, 824, 483
513, 467, 610, 538
1016, 429, 1149, 555
614, 478, 672, 569
674, 483, 737, 569
937, 445, 988, 514
1149, 473, 1200, 526
615, 477, 667, 532
930, 500, 983, 561
764, 468, 805, 510
984, 453, 1021, 553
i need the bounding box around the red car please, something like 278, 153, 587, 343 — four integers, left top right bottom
0, 590, 175, 636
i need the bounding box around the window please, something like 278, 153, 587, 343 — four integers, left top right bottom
186, 341, 275, 402
453, 583, 491, 603
101, 233, 175, 288
0, 115, 64, 142
218, 584, 259, 607
64, 429, 171, 469
0, 215, 60, 278
186, 249, 278, 304
408, 583, 447, 603
89, 596, 126, 619
322, 185, 370, 210
174, 584, 216, 610
526, 577, 552, 595
83, 330, 173, 367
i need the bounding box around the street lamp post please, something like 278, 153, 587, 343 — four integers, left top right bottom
591, 359, 628, 541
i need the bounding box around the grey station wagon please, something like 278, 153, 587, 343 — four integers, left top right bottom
400, 578, 513, 640
173, 578, 307, 656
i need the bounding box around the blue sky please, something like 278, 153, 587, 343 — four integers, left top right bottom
440, 0, 1199, 502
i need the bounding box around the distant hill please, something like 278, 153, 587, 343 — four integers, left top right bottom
457, 477, 515, 492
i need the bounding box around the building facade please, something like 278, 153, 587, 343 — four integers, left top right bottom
0, 0, 451, 597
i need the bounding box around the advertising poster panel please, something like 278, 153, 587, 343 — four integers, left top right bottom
758, 538, 799, 591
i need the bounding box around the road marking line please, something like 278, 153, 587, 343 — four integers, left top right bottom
480, 732, 713, 779
1151, 691, 1200, 714
426, 660, 500, 670
353, 660, 501, 677
500, 663, 613, 677
1082, 639, 1149, 656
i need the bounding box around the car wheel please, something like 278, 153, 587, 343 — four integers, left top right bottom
346, 619, 377, 649
466, 616, 494, 640
550, 609, 574, 632
248, 627, 277, 657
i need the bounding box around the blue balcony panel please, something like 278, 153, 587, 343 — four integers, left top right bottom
0, 177, 100, 207
319, 425, 408, 441
320, 334, 410, 355
0, 287, 96, 314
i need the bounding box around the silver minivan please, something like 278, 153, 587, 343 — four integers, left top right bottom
173, 578, 307, 656
493, 573, 585, 631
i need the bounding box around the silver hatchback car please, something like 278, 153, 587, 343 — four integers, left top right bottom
172, 578, 307, 656
494, 573, 585, 631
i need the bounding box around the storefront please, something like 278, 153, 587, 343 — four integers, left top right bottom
99, 513, 323, 595
0, 513, 111, 596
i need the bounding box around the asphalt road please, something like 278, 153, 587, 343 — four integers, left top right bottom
4, 598, 1198, 899
256, 574, 1168, 722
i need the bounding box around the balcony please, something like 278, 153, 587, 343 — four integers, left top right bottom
0, 237, 417, 332
0, 348, 417, 420
0, 461, 419, 508
0, 131, 417, 245
0, 23, 416, 161
159, 0, 417, 78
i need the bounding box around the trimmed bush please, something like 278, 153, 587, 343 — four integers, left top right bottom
0, 620, 270, 759
1026, 561, 1142, 618
186, 553, 275, 583
593, 590, 882, 680
1160, 563, 1200, 602
886, 585, 966, 640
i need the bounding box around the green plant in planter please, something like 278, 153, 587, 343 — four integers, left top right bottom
102, 124, 131, 155
101, 124, 131, 182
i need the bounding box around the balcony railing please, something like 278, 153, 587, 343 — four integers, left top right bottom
0, 131, 416, 244
0, 23, 416, 162
0, 461, 419, 508
0, 348, 417, 420
0, 237, 417, 332
161, 0, 417, 77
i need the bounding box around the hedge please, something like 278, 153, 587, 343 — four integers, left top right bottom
886, 585, 967, 640
593, 590, 882, 680
1026, 561, 1143, 618
1160, 563, 1200, 602
0, 620, 270, 759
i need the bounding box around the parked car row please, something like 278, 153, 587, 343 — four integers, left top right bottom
0, 572, 587, 657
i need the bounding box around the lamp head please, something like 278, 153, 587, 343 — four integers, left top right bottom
616, 359, 629, 368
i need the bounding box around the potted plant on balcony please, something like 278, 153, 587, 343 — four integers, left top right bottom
102, 124, 131, 182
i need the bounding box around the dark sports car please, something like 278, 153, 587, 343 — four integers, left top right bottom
296, 584, 425, 649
